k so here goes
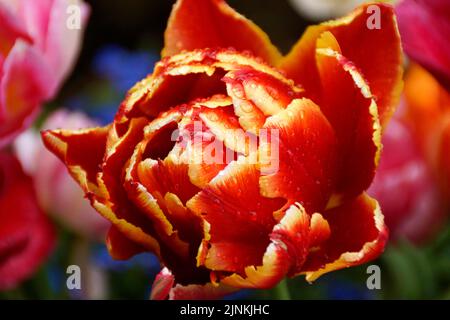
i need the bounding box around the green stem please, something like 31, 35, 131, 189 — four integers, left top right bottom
273, 279, 291, 300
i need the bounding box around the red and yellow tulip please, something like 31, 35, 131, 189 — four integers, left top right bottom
42, 0, 403, 298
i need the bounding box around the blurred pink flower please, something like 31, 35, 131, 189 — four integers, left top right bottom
14, 110, 110, 240
368, 110, 447, 244
396, 0, 450, 90
0, 151, 55, 291
0, 0, 89, 147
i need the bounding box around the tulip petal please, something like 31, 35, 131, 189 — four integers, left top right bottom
127, 147, 195, 260
197, 104, 244, 154
0, 4, 30, 58
316, 49, 381, 205
132, 112, 201, 206
106, 225, 146, 260
279, 3, 403, 126
187, 157, 285, 274
184, 106, 241, 188
163, 0, 281, 64
99, 119, 170, 256
14, 0, 52, 52
91, 199, 161, 257
42, 0, 90, 92
117, 49, 290, 123
259, 98, 337, 213
301, 193, 388, 282
119, 116, 212, 285
41, 125, 110, 193
16, 0, 90, 94
138, 158, 199, 210
0, 40, 54, 147
221, 203, 325, 289
42, 123, 162, 256
223, 67, 303, 133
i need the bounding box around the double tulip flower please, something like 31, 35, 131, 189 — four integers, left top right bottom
42, 0, 403, 298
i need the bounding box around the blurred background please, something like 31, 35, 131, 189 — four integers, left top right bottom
52, 0, 314, 123
1, 0, 449, 300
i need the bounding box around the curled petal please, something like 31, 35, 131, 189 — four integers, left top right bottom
279, 3, 403, 126
223, 67, 303, 133
220, 241, 290, 289
137, 135, 200, 204
198, 103, 248, 155
106, 225, 146, 260
127, 151, 195, 260
316, 48, 381, 205
187, 157, 284, 274
259, 98, 337, 213
301, 193, 388, 282
163, 0, 281, 64
117, 49, 292, 122
221, 203, 327, 288
42, 123, 162, 256
99, 119, 168, 257
91, 199, 161, 258
17, 110, 109, 240
41, 125, 110, 193
183, 106, 241, 188
123, 116, 210, 285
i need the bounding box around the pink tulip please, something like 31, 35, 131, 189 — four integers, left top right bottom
396, 0, 450, 90
368, 110, 447, 244
0, 151, 55, 291
0, 0, 89, 147
14, 110, 110, 240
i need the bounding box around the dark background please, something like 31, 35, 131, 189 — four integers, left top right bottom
60, 0, 312, 105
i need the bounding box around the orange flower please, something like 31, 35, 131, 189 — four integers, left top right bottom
403, 64, 450, 202
42, 0, 402, 298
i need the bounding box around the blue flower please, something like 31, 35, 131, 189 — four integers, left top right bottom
92, 245, 160, 275
65, 44, 159, 125
93, 44, 158, 93
326, 279, 375, 300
